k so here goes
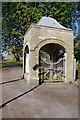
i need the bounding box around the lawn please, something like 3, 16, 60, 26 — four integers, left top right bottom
0, 59, 23, 68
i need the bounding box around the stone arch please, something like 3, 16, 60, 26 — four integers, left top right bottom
34, 39, 74, 83
36, 39, 73, 55
35, 39, 73, 65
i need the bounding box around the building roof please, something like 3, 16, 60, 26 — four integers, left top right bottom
36, 16, 71, 30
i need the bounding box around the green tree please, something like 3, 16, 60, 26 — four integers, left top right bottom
2, 2, 77, 61
75, 39, 80, 62
74, 2, 80, 62
74, 25, 80, 62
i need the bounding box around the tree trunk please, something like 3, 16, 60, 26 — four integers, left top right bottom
15, 54, 20, 62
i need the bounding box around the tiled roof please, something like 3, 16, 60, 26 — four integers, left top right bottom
36, 16, 70, 30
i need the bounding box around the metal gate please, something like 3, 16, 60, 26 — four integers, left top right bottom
39, 52, 66, 83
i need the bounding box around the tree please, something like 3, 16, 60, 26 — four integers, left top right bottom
77, 1, 80, 11
74, 31, 80, 62
74, 30, 80, 62
74, 2, 80, 62
2, 2, 78, 61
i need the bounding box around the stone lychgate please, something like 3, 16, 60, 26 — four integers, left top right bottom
23, 16, 74, 85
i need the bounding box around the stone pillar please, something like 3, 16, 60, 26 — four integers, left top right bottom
64, 53, 67, 82
29, 50, 39, 86
66, 52, 74, 83
73, 58, 76, 81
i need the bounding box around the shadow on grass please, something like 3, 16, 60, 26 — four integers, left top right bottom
0, 84, 41, 109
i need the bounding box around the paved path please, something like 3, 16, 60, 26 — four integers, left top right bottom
0, 67, 78, 118
2, 67, 23, 82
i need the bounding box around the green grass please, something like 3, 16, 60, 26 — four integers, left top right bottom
0, 60, 23, 68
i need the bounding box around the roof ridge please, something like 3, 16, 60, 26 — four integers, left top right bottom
36, 16, 71, 30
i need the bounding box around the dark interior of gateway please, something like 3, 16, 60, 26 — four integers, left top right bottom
39, 43, 65, 62
39, 43, 66, 84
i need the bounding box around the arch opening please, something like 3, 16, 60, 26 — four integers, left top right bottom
24, 45, 29, 73
38, 43, 66, 84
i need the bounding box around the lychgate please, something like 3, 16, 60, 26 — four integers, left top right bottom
23, 16, 74, 85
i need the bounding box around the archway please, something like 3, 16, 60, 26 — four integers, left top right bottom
24, 45, 29, 74
38, 43, 66, 84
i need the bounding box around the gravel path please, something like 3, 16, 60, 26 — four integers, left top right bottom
0, 67, 78, 118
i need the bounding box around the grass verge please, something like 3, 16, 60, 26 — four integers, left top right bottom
0, 60, 23, 68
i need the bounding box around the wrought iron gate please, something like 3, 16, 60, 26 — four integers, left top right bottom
39, 54, 66, 83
